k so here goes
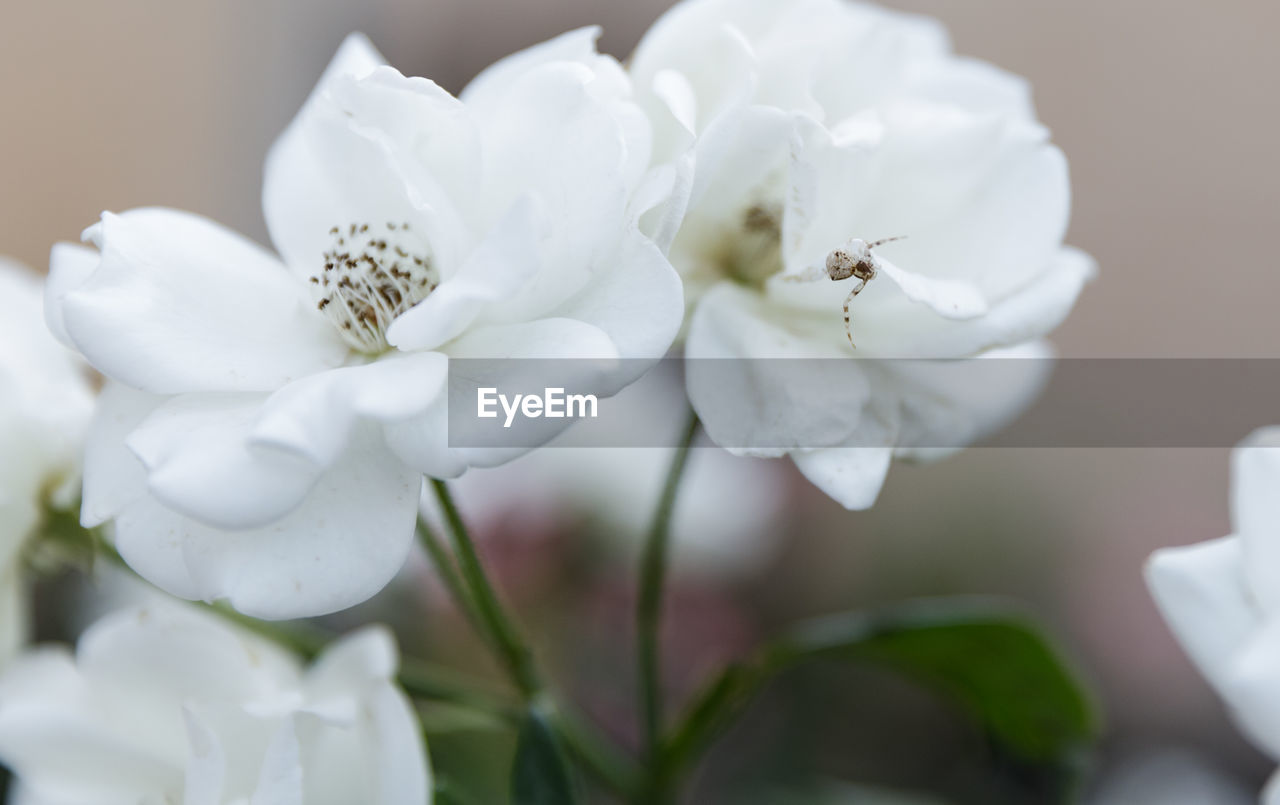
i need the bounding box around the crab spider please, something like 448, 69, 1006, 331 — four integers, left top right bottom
784, 236, 905, 348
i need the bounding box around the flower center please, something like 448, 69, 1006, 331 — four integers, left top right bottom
309, 222, 438, 354
722, 201, 785, 289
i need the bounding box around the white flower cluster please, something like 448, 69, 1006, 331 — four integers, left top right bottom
0, 0, 1097, 801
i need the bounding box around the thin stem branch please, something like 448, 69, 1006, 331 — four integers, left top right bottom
399, 658, 521, 721
424, 481, 641, 796
636, 408, 701, 795
430, 478, 541, 699
417, 517, 489, 639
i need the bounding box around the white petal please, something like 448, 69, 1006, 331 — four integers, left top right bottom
304, 627, 398, 698
685, 283, 872, 454
250, 719, 304, 805
1145, 537, 1257, 693
784, 107, 1068, 304
1218, 618, 1280, 759
393, 319, 623, 473
64, 209, 346, 394
874, 255, 988, 319
886, 247, 1093, 358
363, 685, 431, 805
45, 242, 99, 348
551, 229, 684, 362
791, 446, 894, 510
0, 649, 183, 799
446, 317, 621, 465
1265, 770, 1280, 805
461, 26, 606, 107
380, 396, 465, 480
767, 246, 1093, 358
687, 103, 792, 217
127, 394, 323, 530
252, 351, 449, 468
890, 340, 1055, 450
261, 34, 398, 275
112, 433, 421, 619
465, 61, 638, 319
385, 196, 540, 352
630, 0, 763, 132
77, 604, 299, 707
80, 382, 161, 528
183, 710, 228, 805
311, 67, 483, 274
1233, 427, 1280, 613
464, 28, 651, 199
443, 317, 619, 361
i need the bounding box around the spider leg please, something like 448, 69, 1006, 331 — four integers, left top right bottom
843, 278, 866, 349
865, 235, 907, 249
782, 265, 828, 283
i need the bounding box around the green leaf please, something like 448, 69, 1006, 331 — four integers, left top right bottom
511, 708, 579, 805
772, 597, 1099, 763
663, 597, 1099, 789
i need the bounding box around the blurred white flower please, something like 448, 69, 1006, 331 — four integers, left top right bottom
1146, 427, 1280, 805
1090, 750, 1251, 805
445, 446, 788, 578
630, 0, 1094, 508
0, 259, 94, 665
437, 372, 788, 577
48, 30, 683, 618
0, 601, 427, 805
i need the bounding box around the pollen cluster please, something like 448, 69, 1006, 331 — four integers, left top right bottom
309, 222, 438, 354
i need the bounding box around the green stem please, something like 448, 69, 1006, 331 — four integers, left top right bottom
636, 409, 701, 799
430, 479, 541, 699
416, 517, 489, 639
554, 703, 642, 798
425, 481, 642, 797
399, 659, 521, 721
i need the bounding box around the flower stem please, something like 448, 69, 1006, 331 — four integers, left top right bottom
424, 480, 642, 798
636, 408, 701, 796
416, 517, 489, 639
429, 478, 542, 699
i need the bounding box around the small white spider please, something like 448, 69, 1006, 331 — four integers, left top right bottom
784, 236, 905, 348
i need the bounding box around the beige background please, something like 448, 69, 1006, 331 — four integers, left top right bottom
3, 0, 1277, 789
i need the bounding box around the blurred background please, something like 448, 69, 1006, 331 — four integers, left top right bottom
4, 1, 1279, 802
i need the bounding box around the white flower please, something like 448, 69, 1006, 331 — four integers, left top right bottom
1089, 751, 1251, 805
630, 0, 1094, 508
47, 31, 684, 618
0, 258, 94, 665
1146, 427, 1280, 805
0, 602, 428, 805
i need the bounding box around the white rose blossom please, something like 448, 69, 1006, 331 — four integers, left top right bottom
630, 0, 1095, 508
0, 601, 427, 805
46, 31, 684, 618
1146, 427, 1280, 805
0, 259, 94, 665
